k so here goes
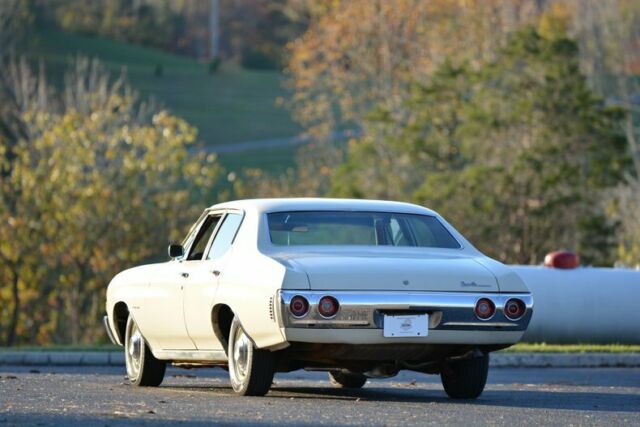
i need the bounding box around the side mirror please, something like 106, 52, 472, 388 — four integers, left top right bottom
168, 244, 184, 259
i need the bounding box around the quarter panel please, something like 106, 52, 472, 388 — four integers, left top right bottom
215, 251, 289, 349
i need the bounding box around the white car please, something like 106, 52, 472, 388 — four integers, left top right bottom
104, 198, 532, 398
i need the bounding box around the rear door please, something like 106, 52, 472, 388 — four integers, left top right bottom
182, 211, 244, 350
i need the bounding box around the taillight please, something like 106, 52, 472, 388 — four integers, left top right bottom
474, 298, 495, 320
317, 296, 339, 318
504, 298, 526, 320
289, 295, 309, 318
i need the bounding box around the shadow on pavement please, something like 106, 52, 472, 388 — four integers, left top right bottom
155, 382, 640, 413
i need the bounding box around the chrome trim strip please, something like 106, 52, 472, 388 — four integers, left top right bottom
291, 320, 371, 326
442, 322, 519, 328
279, 291, 533, 332
152, 349, 228, 362
103, 315, 119, 345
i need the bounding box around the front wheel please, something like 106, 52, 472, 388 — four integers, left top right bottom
227, 317, 275, 396
440, 353, 489, 399
124, 315, 166, 387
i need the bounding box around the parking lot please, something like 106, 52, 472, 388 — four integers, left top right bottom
1, 365, 639, 426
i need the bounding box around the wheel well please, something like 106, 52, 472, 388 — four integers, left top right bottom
113, 302, 129, 344
211, 304, 234, 353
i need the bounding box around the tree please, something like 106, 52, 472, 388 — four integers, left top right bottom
286, 0, 546, 140
0, 58, 222, 345
332, 27, 628, 265
572, 0, 640, 176
609, 177, 640, 267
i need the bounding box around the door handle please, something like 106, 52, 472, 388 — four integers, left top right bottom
212, 270, 221, 277
180, 272, 189, 278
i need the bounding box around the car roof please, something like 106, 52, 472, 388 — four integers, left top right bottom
207, 198, 438, 216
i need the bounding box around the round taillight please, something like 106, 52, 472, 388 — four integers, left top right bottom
544, 251, 579, 269
317, 296, 339, 318
289, 295, 309, 318
504, 298, 526, 320
474, 298, 495, 320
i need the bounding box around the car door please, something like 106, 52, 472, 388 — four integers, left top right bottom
137, 213, 219, 351
133, 261, 196, 351
182, 211, 244, 350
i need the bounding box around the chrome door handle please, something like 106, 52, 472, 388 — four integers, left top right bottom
180, 272, 189, 278
212, 270, 221, 277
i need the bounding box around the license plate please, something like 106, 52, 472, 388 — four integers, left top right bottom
383, 314, 429, 337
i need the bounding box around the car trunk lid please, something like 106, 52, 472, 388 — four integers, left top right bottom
279, 251, 499, 292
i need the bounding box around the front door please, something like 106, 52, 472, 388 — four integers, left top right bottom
146, 213, 221, 350
134, 261, 196, 351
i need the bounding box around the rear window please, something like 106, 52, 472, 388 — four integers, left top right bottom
267, 211, 461, 248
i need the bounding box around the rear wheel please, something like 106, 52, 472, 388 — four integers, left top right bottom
125, 315, 166, 387
440, 353, 489, 399
328, 370, 367, 389
227, 317, 275, 396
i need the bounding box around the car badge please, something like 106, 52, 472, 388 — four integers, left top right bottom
460, 281, 491, 288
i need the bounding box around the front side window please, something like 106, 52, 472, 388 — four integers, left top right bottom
267, 211, 460, 249
207, 213, 243, 260
187, 215, 222, 260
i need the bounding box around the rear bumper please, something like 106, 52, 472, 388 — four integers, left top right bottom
284, 328, 525, 345
279, 290, 532, 345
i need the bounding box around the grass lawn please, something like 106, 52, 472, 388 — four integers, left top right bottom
23, 29, 300, 172
504, 343, 640, 353
217, 144, 297, 174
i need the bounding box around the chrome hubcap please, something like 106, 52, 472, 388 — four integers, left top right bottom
126, 322, 142, 380
231, 327, 250, 383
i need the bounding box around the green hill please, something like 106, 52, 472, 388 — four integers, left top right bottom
24, 29, 298, 172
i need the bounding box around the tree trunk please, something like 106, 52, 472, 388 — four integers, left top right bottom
209, 0, 220, 60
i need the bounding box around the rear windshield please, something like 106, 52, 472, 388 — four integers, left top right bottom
267, 211, 461, 248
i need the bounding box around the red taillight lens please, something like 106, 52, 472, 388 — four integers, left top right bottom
289, 295, 309, 317
318, 296, 339, 318
504, 298, 526, 320
475, 298, 495, 320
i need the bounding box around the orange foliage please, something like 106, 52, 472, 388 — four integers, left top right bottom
286, 0, 544, 139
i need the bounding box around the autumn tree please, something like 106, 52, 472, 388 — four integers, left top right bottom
286, 0, 547, 141
0, 58, 222, 345
331, 27, 628, 265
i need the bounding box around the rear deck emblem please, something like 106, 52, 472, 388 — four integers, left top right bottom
461, 281, 491, 288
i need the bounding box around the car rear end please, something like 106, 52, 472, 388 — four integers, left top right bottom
278, 289, 533, 346
263, 207, 533, 374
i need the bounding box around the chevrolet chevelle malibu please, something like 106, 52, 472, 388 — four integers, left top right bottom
104, 198, 533, 398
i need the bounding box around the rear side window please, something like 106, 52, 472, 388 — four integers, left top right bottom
267, 211, 460, 248
207, 213, 243, 259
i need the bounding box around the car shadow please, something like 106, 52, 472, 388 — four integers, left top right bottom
157, 383, 640, 413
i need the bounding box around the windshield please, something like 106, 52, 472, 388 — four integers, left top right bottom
267, 211, 461, 248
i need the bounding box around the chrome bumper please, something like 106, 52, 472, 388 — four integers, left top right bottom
103, 315, 119, 345
279, 291, 533, 332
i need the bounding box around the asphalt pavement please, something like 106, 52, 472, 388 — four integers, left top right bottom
1, 365, 639, 426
